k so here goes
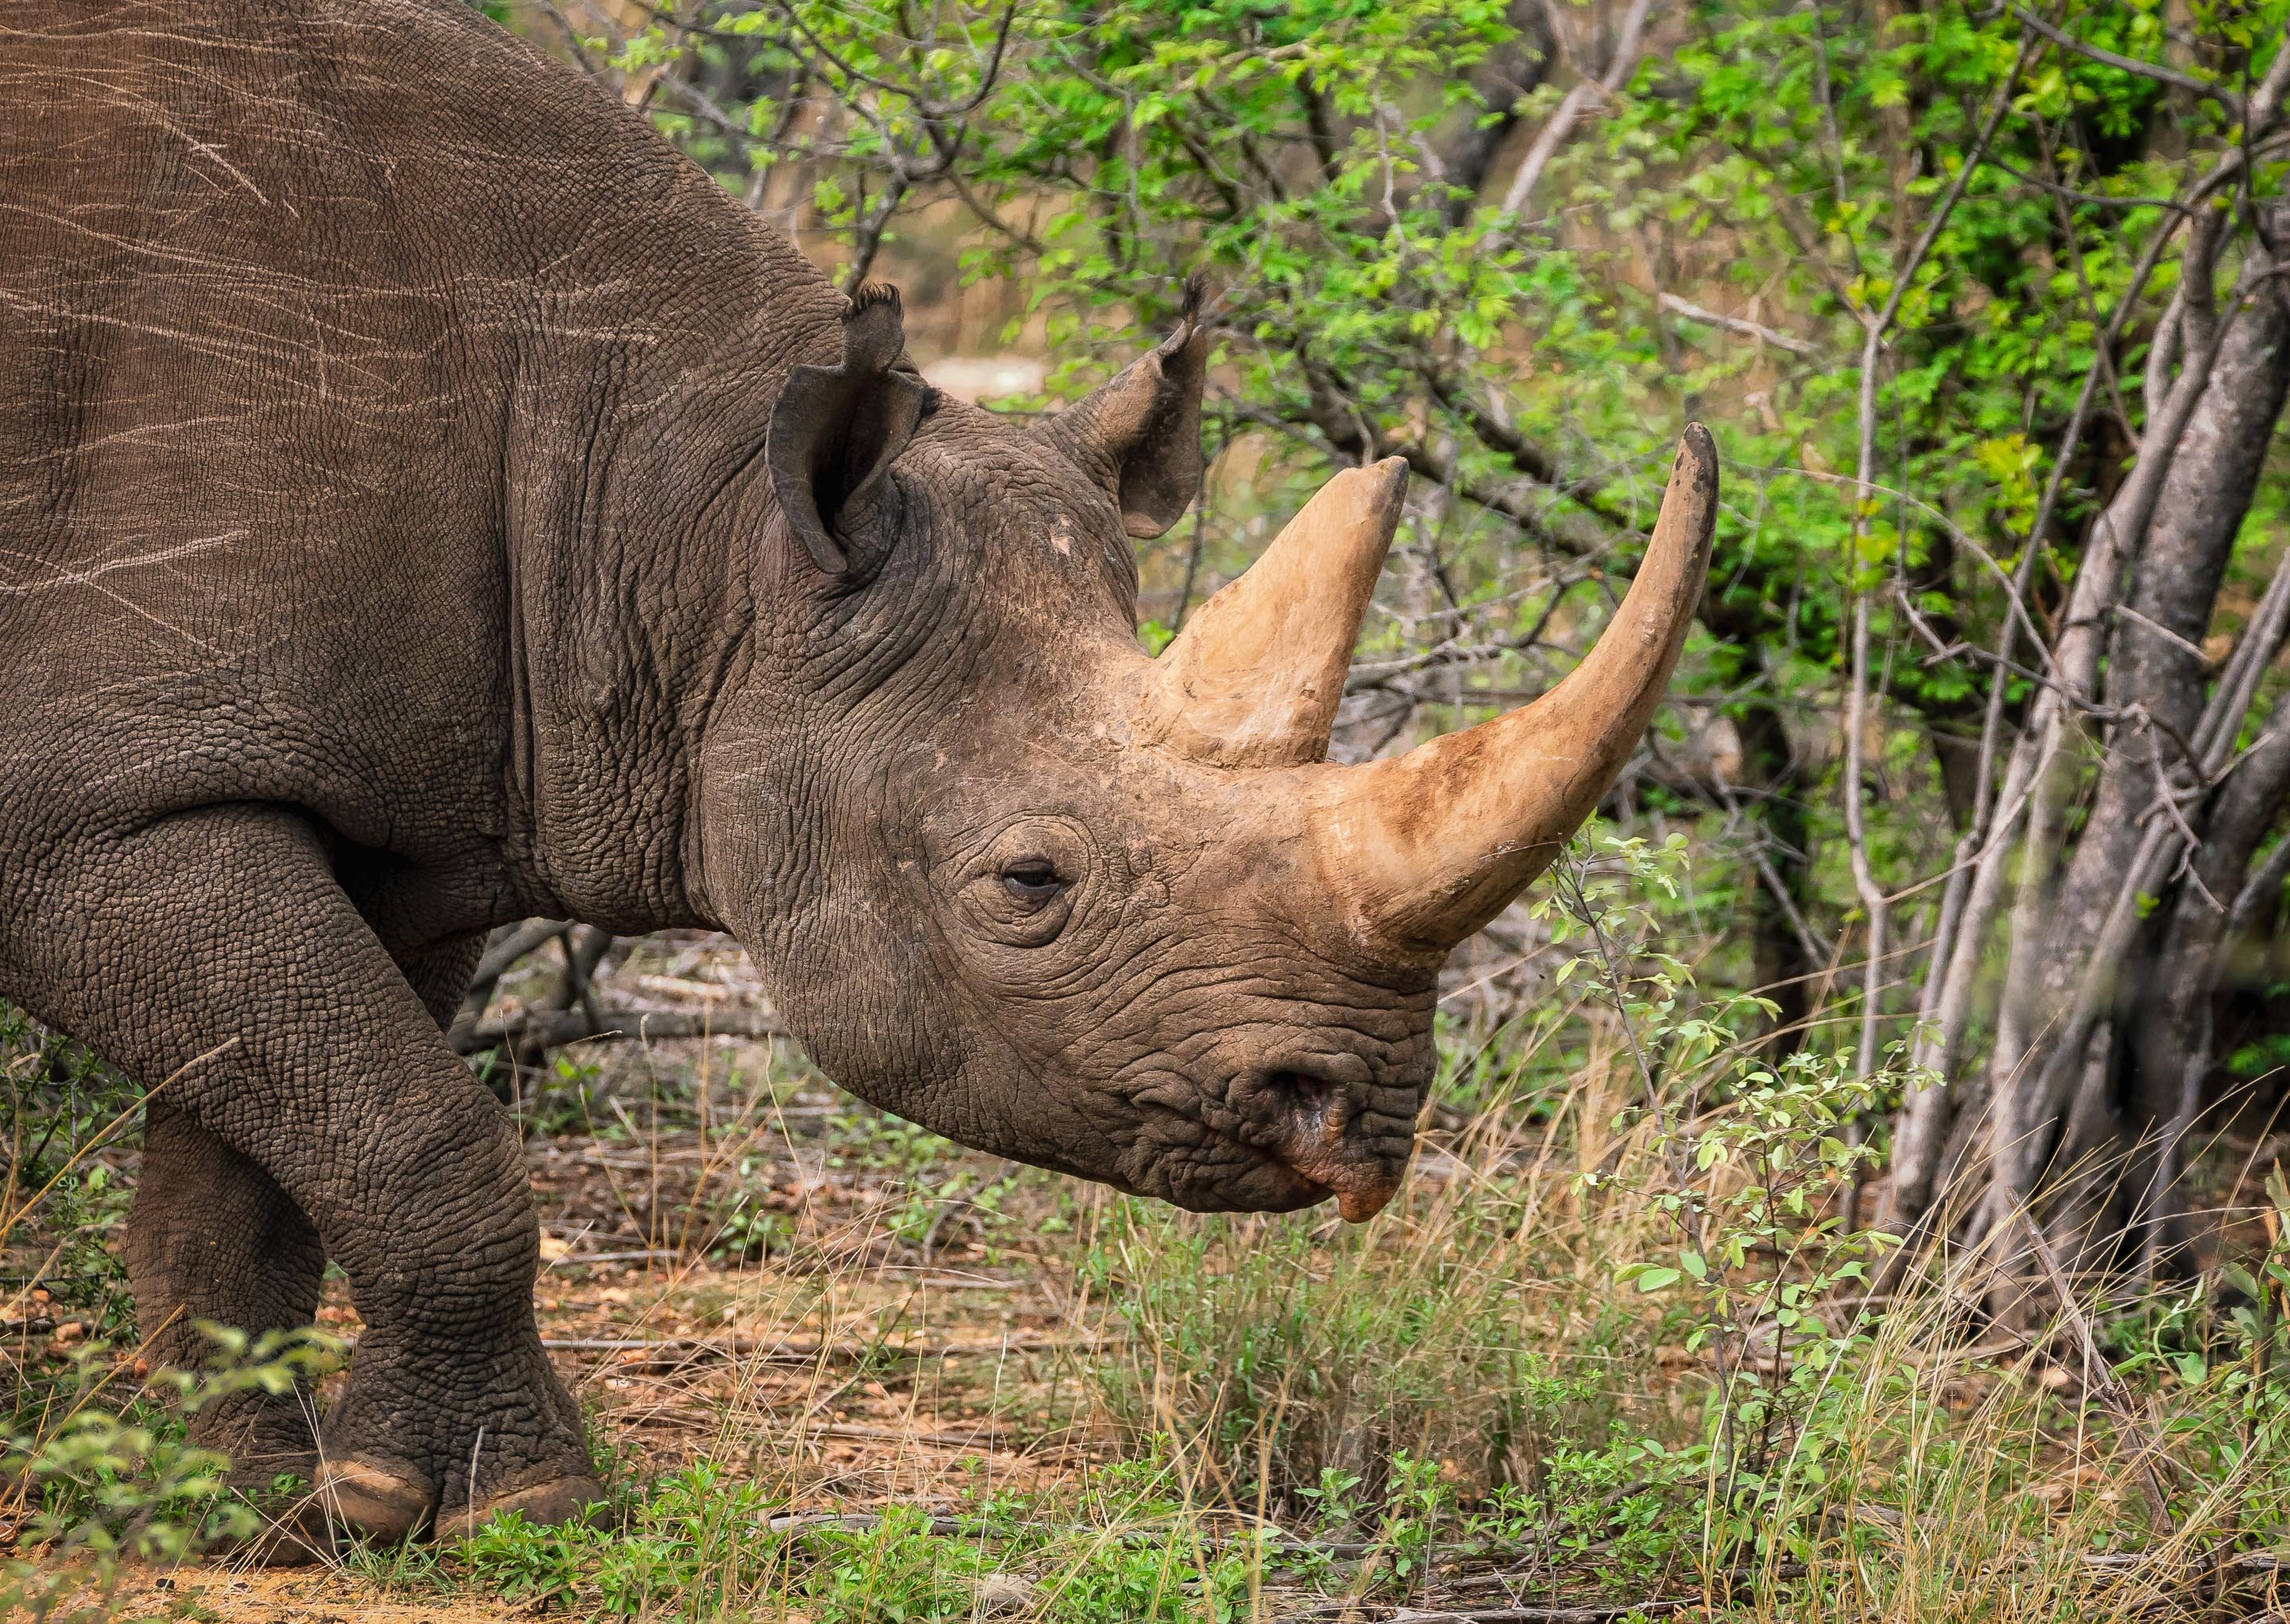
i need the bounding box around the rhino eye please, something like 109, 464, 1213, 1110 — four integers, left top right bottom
1000, 862, 1064, 904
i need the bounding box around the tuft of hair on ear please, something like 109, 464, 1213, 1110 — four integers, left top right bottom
1037, 279, 1211, 540
840, 282, 910, 380
1176, 272, 1208, 331
1147, 274, 1210, 364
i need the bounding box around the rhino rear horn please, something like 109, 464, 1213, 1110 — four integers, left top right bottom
1043, 280, 1209, 539
1137, 457, 1407, 768
767, 284, 931, 574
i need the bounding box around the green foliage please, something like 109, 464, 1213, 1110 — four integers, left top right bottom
795, 1506, 988, 1623
447, 1460, 1271, 1621
1541, 834, 1917, 1555
0, 1330, 344, 1618
456, 1464, 789, 1616
1, 1005, 142, 1347
5, 1410, 247, 1567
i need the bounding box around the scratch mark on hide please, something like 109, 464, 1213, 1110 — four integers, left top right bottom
30, 65, 290, 212
0, 534, 243, 655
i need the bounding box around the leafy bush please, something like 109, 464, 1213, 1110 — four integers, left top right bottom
0, 1328, 344, 1618
1, 1003, 142, 1371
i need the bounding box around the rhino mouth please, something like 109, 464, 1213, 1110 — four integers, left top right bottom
1269, 1067, 1414, 1219
1125, 1076, 1411, 1220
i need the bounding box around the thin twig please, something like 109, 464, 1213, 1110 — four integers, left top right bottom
1655, 292, 1820, 356
2020, 1215, 2177, 1528
2006, 5, 2244, 118
1497, 0, 1656, 217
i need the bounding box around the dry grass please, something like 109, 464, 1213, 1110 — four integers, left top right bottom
2, 928, 2286, 1622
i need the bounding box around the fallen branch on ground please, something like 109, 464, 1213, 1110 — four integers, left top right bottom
541, 1330, 1104, 1368
449, 1004, 787, 1055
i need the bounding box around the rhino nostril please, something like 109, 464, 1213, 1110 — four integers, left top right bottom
1267, 1068, 1359, 1146
1270, 1069, 1330, 1114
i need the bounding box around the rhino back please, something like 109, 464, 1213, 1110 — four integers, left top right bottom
0, 2, 833, 934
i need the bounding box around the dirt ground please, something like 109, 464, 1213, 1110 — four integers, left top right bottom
17, 932, 1131, 1621
88, 1111, 1110, 1619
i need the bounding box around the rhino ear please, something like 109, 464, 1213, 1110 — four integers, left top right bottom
1044, 284, 1209, 539
767, 284, 931, 574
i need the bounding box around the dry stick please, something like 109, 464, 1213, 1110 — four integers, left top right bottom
1349, 1607, 1696, 1624
2226, 826, 2290, 940
1655, 291, 1820, 357
2020, 1214, 2178, 1529
469, 919, 570, 992
544, 1331, 1095, 1366
2142, 1000, 2217, 1288
448, 918, 572, 1044
1710, 778, 1826, 971
450, 1004, 787, 1056
1887, 634, 2028, 1215
1496, 0, 1655, 218
1840, 30, 2036, 1103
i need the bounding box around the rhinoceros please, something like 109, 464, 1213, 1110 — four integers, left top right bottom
0, 0, 1713, 1548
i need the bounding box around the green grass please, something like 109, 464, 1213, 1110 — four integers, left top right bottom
4, 893, 2288, 1622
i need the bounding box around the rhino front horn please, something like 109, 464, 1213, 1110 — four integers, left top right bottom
1313, 426, 1717, 953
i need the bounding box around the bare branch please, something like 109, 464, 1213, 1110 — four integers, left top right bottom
1496, 0, 1656, 217
1655, 292, 1820, 357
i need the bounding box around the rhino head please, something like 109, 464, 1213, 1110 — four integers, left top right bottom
699, 287, 1715, 1221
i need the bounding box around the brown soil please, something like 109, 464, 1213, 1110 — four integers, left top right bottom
15, 931, 1118, 1620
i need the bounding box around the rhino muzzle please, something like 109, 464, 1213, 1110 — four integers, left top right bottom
1250, 1063, 1413, 1222
1100, 422, 1717, 1219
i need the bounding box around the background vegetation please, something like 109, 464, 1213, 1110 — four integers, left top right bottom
557, 0, 2290, 1286
9, 0, 2290, 1617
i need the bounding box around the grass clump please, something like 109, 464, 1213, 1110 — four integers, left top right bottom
444, 1460, 1267, 1622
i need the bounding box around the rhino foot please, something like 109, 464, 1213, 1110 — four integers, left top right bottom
312, 1454, 437, 1544
439, 1472, 611, 1541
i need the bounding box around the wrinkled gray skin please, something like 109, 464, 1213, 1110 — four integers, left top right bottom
0, 2, 1431, 1534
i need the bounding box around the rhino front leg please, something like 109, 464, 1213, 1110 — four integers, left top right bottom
15, 805, 600, 1545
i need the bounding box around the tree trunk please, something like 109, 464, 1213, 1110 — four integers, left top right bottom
1982, 209, 2290, 1254
2123, 696, 2290, 1271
